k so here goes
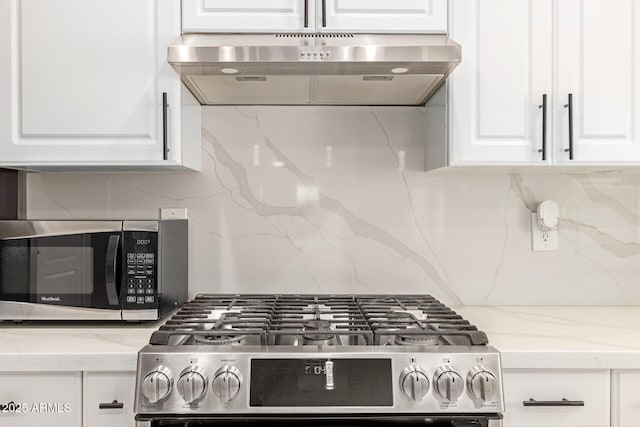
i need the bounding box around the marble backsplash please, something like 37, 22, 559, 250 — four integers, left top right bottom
26, 106, 640, 306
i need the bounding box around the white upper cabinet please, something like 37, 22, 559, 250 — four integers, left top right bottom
555, 0, 640, 163
182, 0, 311, 33
182, 0, 447, 34
321, 0, 447, 33
450, 0, 553, 164
0, 0, 200, 170
448, 0, 640, 167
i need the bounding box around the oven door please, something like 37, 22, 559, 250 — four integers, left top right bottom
135, 415, 503, 427
0, 221, 124, 320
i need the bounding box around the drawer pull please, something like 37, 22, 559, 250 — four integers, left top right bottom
523, 398, 584, 407
99, 400, 124, 409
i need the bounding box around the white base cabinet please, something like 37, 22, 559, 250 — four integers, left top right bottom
83, 372, 136, 427
0, 371, 136, 427
0, 0, 200, 171
182, 0, 447, 34
502, 370, 610, 427
0, 372, 82, 427
612, 370, 640, 427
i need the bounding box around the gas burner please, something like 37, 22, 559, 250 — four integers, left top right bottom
393, 332, 440, 346
302, 319, 337, 345
386, 311, 418, 320
192, 334, 246, 346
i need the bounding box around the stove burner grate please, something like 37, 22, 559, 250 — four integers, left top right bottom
148, 294, 489, 347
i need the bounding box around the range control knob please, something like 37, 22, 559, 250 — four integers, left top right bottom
400, 365, 430, 401
434, 366, 464, 402
212, 366, 242, 403
141, 367, 172, 404
467, 366, 498, 402
177, 366, 207, 404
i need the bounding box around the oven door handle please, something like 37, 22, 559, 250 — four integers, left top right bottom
105, 234, 120, 306
523, 397, 585, 407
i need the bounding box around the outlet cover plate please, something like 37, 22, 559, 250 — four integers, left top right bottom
160, 208, 188, 220
531, 213, 558, 251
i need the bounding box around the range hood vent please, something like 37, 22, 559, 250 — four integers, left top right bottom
275, 33, 355, 38
168, 34, 461, 106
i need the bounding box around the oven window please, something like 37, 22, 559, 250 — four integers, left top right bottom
0, 233, 120, 308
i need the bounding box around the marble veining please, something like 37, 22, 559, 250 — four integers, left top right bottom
455, 306, 640, 369
26, 106, 640, 305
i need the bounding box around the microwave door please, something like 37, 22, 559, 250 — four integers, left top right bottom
31, 235, 95, 306
0, 222, 124, 319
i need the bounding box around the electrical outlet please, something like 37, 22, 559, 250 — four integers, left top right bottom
531, 213, 558, 251
160, 208, 188, 220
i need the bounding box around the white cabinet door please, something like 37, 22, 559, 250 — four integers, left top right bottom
321, 0, 447, 33
502, 370, 610, 427
0, 372, 81, 427
0, 0, 198, 169
555, 0, 640, 163
83, 372, 136, 427
182, 0, 311, 33
449, 0, 553, 165
612, 370, 640, 427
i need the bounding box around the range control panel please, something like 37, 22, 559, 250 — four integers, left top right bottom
135, 348, 504, 415
122, 231, 158, 309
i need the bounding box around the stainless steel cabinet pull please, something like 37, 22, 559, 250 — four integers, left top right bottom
304, 0, 309, 27
564, 93, 574, 160
322, 0, 327, 27
523, 398, 584, 407
538, 94, 547, 161
162, 92, 168, 161
99, 400, 124, 409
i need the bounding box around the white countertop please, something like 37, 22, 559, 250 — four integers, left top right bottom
457, 306, 640, 370
0, 323, 161, 372
2, 307, 640, 372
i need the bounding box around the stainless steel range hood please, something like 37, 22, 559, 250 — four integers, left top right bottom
168, 34, 461, 106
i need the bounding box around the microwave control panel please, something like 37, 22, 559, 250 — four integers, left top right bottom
122, 231, 158, 309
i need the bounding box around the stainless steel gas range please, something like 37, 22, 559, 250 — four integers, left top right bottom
134, 294, 504, 427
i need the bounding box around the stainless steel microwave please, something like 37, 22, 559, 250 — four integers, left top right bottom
0, 220, 188, 321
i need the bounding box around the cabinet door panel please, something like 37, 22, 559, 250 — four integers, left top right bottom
322, 0, 446, 33
0, 0, 183, 165
0, 372, 81, 427
502, 370, 610, 427
449, 0, 553, 164
612, 370, 640, 427
555, 0, 640, 163
20, 0, 152, 137
182, 0, 309, 33
83, 371, 136, 427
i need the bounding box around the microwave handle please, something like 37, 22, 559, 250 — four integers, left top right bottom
105, 234, 120, 306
